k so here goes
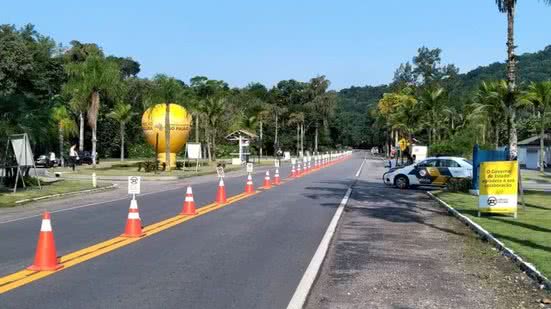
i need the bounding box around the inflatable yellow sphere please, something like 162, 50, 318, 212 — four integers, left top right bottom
141, 103, 192, 167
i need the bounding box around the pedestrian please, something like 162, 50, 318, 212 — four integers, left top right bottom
69, 144, 78, 171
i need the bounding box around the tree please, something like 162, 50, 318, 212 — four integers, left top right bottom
471, 81, 508, 148
418, 87, 446, 144
495, 0, 551, 159
108, 102, 135, 161
199, 96, 228, 161
288, 112, 305, 156
147, 74, 185, 171
64, 51, 122, 167
522, 81, 551, 173
51, 104, 77, 166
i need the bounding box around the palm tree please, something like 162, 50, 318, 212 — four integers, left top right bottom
389, 94, 420, 141
471, 81, 508, 148
495, 0, 551, 159
147, 74, 184, 171
108, 102, 135, 161
418, 87, 445, 144
522, 81, 551, 173
288, 112, 305, 156
200, 96, 227, 161
64, 52, 121, 168
51, 105, 77, 167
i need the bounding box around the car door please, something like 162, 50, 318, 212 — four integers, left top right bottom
441, 159, 465, 178
410, 159, 439, 185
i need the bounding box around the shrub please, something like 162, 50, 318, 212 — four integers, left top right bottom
446, 177, 472, 193
137, 160, 159, 173
128, 143, 155, 159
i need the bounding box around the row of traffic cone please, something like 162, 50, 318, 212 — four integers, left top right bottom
26, 156, 354, 271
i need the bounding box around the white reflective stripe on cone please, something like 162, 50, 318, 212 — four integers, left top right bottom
186, 186, 193, 194
185, 196, 194, 202
40, 219, 52, 232
128, 212, 140, 219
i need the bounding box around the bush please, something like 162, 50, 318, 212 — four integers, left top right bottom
128, 143, 155, 159
446, 177, 472, 193
137, 160, 160, 173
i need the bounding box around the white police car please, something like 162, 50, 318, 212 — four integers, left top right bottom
383, 157, 473, 189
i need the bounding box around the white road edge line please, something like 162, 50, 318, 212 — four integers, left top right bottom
287, 186, 353, 309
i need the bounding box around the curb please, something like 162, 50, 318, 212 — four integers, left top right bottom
427, 191, 551, 290
15, 184, 119, 205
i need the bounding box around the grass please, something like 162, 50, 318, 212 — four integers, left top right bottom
521, 170, 551, 184
0, 180, 102, 208
435, 191, 551, 278
47, 158, 276, 177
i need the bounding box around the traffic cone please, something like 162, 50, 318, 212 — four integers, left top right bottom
245, 174, 255, 194
290, 165, 296, 178
181, 186, 197, 215
121, 199, 145, 237
263, 170, 272, 188
27, 212, 63, 271
273, 168, 281, 185
216, 178, 227, 204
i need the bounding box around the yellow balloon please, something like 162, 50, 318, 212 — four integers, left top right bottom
141, 103, 192, 167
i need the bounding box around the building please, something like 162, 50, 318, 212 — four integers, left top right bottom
518, 134, 551, 169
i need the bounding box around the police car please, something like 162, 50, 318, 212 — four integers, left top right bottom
383, 157, 473, 189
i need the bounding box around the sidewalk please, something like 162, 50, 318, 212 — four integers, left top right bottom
306, 158, 550, 309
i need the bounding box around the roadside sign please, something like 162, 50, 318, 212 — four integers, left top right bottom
128, 176, 141, 195
246, 163, 254, 173
216, 166, 225, 178
479, 161, 518, 215
274, 159, 280, 167
291, 158, 296, 165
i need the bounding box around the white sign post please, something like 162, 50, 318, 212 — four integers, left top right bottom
128, 176, 141, 201
246, 162, 254, 173
186, 143, 202, 172
274, 159, 280, 168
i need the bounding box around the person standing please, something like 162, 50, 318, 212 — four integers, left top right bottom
69, 144, 78, 171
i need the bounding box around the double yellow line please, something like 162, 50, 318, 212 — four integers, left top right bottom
0, 192, 254, 294
0, 159, 347, 294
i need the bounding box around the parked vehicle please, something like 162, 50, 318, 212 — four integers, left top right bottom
63, 151, 99, 166
383, 156, 473, 189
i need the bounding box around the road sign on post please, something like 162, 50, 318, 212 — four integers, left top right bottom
128, 176, 141, 195
216, 166, 225, 178
274, 159, 280, 168
246, 163, 254, 173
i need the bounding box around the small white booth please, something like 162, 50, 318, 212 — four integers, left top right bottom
225, 130, 258, 165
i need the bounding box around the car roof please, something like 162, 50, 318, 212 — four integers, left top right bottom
423, 156, 466, 160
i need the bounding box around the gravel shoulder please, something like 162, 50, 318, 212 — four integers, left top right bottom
306, 158, 550, 309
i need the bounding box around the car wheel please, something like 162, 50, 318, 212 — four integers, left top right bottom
394, 175, 409, 189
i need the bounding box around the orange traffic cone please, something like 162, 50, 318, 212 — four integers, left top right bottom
27, 212, 63, 271
273, 168, 281, 185
263, 170, 272, 188
121, 198, 145, 237
181, 186, 197, 215
216, 178, 227, 204
290, 165, 296, 178
245, 174, 255, 194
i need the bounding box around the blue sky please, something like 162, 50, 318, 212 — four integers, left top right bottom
2, 0, 551, 89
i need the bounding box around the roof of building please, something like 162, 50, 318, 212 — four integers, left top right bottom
225, 129, 258, 141
518, 134, 551, 146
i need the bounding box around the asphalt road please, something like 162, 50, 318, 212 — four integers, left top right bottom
0, 153, 360, 308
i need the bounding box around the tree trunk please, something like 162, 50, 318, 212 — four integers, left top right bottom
59, 125, 64, 167
90, 91, 100, 168
314, 123, 319, 153
165, 103, 171, 171
296, 124, 300, 156
206, 126, 212, 162
195, 113, 199, 143
92, 127, 97, 167
300, 123, 304, 157
79, 112, 84, 152
212, 128, 217, 161
120, 122, 125, 162
540, 115, 545, 174
259, 121, 263, 159
495, 124, 500, 149
506, 4, 518, 159
274, 113, 279, 152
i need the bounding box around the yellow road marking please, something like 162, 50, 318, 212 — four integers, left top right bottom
0, 161, 341, 294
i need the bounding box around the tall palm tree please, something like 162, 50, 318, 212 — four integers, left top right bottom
495, 0, 551, 159
51, 105, 77, 167
522, 81, 551, 173
147, 74, 184, 171
418, 87, 445, 144
471, 81, 508, 149
108, 102, 135, 161
200, 96, 227, 161
288, 112, 305, 156
389, 94, 419, 141
64, 52, 121, 168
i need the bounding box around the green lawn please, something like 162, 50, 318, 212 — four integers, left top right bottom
435, 191, 551, 278
0, 180, 102, 208
48, 158, 276, 177
521, 170, 551, 184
